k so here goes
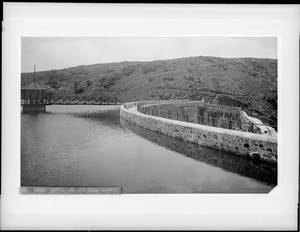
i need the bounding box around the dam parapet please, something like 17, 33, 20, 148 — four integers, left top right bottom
136, 100, 277, 135
120, 100, 277, 163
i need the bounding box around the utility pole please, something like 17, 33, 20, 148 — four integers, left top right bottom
33, 65, 36, 87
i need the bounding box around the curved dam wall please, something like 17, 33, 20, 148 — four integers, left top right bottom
138, 102, 277, 135
139, 102, 244, 131
120, 101, 277, 163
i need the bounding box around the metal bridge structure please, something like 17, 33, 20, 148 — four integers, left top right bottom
21, 96, 122, 106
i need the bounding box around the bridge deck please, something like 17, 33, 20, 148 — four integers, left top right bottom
21, 97, 122, 106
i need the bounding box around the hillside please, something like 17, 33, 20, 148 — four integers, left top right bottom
21, 56, 277, 126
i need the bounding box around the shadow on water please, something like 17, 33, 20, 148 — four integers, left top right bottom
72, 109, 133, 136
22, 106, 123, 129
73, 109, 121, 126
120, 118, 277, 186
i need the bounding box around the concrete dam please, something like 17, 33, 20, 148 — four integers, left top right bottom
120, 100, 277, 163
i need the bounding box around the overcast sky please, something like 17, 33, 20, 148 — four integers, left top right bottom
21, 37, 277, 73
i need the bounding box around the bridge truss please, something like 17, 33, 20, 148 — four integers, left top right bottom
21, 96, 122, 106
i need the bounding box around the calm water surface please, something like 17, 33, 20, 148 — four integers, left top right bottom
21, 105, 276, 193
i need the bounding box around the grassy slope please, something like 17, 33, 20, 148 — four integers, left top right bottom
21, 56, 277, 125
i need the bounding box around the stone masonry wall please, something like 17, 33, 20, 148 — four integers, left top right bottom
139, 103, 244, 131
121, 102, 277, 163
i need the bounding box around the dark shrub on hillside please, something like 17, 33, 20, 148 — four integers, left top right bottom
46, 79, 60, 89
264, 95, 277, 110
44, 90, 55, 99
97, 71, 122, 89
183, 76, 195, 82
74, 81, 84, 94
163, 77, 174, 82
86, 80, 93, 87
75, 88, 84, 94
141, 65, 156, 74
250, 72, 259, 78
121, 65, 136, 76
218, 64, 228, 71
148, 76, 156, 82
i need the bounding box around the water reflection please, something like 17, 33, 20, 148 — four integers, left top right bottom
120, 118, 277, 186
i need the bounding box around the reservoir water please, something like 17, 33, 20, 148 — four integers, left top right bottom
21, 105, 276, 193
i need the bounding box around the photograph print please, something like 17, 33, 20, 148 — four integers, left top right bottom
21, 37, 278, 193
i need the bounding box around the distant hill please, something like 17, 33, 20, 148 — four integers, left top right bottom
21, 56, 277, 126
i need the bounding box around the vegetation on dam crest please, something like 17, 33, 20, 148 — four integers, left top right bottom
21, 56, 277, 126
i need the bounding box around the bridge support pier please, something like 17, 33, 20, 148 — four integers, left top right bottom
23, 104, 46, 113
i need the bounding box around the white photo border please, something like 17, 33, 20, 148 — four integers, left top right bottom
2, 3, 299, 230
